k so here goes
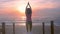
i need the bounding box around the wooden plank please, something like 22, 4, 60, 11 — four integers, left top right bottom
42, 22, 45, 34
51, 21, 54, 34
2, 22, 5, 34
13, 23, 15, 34
0, 29, 2, 32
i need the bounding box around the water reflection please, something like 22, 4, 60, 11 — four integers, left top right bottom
16, 23, 42, 26
16, 23, 25, 26
21, 16, 26, 20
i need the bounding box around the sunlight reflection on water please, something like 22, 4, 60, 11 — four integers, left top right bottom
16, 23, 42, 26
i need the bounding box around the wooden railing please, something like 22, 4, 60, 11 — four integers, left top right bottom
0, 22, 5, 34
42, 21, 54, 34
0, 21, 54, 34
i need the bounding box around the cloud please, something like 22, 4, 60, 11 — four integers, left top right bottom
0, 0, 60, 9
0, 0, 14, 2
32, 7, 60, 21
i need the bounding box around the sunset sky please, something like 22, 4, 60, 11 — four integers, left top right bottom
0, 0, 60, 25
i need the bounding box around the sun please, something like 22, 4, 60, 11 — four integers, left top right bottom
17, 5, 26, 13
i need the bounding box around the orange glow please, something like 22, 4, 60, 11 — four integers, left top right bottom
0, 1, 57, 17
19, 23, 26, 26
16, 4, 26, 14
17, 6, 25, 13
16, 23, 26, 26
21, 16, 26, 20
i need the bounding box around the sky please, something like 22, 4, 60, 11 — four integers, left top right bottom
0, 0, 60, 25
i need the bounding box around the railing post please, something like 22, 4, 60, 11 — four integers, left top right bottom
13, 23, 15, 34
2, 22, 5, 34
51, 21, 54, 34
42, 22, 45, 34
